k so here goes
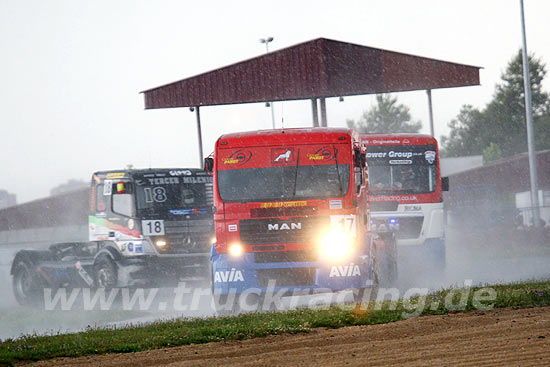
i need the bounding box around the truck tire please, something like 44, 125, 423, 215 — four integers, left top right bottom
376, 234, 398, 286
95, 257, 117, 288
12, 261, 44, 305
354, 261, 379, 303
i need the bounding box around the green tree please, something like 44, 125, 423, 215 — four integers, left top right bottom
483, 142, 502, 163
347, 94, 422, 133
441, 50, 550, 158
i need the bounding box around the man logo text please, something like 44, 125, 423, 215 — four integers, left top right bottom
329, 264, 361, 277
268, 223, 302, 231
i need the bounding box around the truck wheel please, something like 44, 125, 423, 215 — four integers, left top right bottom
354, 262, 379, 303
12, 261, 44, 305
95, 257, 117, 288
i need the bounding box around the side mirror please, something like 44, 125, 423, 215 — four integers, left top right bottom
204, 157, 214, 172
354, 150, 362, 168
441, 176, 449, 192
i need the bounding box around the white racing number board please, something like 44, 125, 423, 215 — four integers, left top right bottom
141, 220, 165, 236
330, 215, 357, 237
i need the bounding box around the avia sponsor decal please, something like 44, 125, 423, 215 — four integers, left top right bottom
329, 263, 361, 277
214, 268, 244, 282
271, 148, 295, 163
307, 146, 335, 161
260, 201, 307, 208
424, 150, 436, 164
268, 222, 302, 231
223, 149, 253, 166
106, 172, 126, 179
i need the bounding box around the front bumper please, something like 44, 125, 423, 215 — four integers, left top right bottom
117, 253, 210, 286
211, 251, 374, 295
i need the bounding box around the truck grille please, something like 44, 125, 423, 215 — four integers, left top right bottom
257, 268, 315, 287
395, 217, 424, 239
254, 250, 318, 263
250, 206, 318, 218
239, 216, 328, 245
159, 219, 214, 254
370, 201, 399, 211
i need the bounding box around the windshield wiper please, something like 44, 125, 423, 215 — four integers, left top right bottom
332, 145, 344, 195
292, 149, 300, 197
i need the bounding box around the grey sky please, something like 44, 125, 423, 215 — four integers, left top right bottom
1, 0, 549, 203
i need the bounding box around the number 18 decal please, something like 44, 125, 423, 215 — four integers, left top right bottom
142, 220, 165, 235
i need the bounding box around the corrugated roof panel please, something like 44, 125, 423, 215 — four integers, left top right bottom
142, 38, 480, 109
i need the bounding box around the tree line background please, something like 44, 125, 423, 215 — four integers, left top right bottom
347, 50, 550, 163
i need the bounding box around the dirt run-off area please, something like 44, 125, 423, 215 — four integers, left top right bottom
27, 306, 550, 367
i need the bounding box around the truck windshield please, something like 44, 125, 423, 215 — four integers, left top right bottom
134, 175, 212, 211
366, 145, 438, 195
218, 164, 350, 202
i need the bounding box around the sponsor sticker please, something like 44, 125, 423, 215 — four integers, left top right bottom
389, 159, 413, 165
271, 148, 295, 163
425, 150, 436, 164
103, 180, 112, 195
135, 243, 143, 253
169, 170, 192, 176
307, 146, 335, 161
329, 199, 342, 210
106, 172, 125, 179
147, 177, 180, 185
260, 201, 307, 208
222, 150, 253, 166
329, 264, 361, 277
228, 224, 238, 232
214, 268, 244, 282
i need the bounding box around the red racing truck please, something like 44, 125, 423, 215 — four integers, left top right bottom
204, 128, 377, 313
361, 133, 448, 270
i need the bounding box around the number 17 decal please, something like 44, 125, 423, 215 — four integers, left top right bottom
330, 215, 356, 235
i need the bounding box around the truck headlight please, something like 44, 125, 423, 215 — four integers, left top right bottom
228, 243, 244, 257
320, 229, 352, 260
155, 239, 167, 247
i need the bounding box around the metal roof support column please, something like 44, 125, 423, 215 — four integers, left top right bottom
427, 89, 434, 137
320, 97, 327, 127
195, 106, 204, 169
311, 98, 319, 127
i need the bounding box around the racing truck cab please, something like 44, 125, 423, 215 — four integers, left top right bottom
206, 128, 377, 312
11, 168, 214, 304
361, 133, 448, 269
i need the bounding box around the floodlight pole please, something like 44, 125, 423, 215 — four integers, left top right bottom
520, 0, 541, 227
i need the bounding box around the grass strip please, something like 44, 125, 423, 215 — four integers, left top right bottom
1, 280, 550, 365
